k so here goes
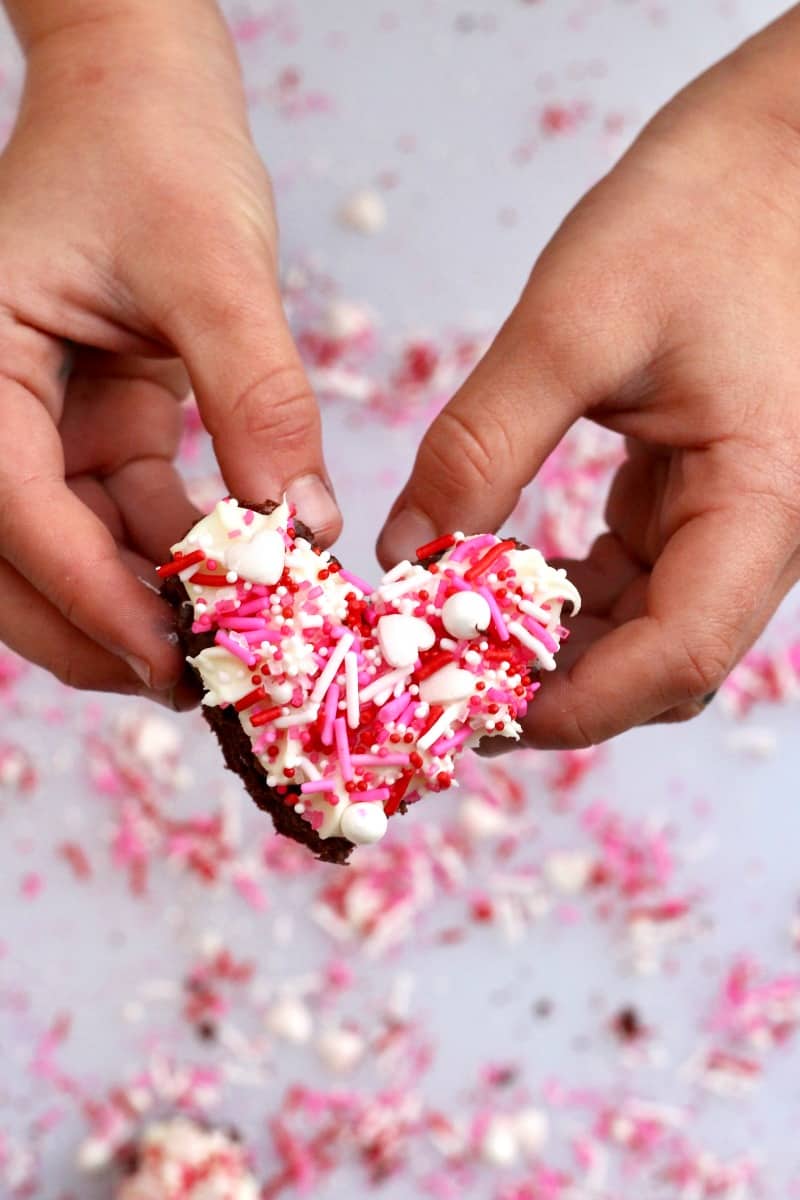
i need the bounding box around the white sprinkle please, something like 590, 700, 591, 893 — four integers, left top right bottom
311, 632, 354, 703
418, 703, 463, 751
507, 620, 557, 670
345, 652, 360, 729
359, 665, 413, 704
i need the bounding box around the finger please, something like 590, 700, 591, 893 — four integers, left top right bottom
60, 366, 185, 479
377, 308, 592, 566
551, 534, 644, 618
163, 259, 341, 545
0, 557, 146, 694
0, 387, 184, 691
517, 499, 799, 749
604, 444, 668, 566
105, 457, 200, 563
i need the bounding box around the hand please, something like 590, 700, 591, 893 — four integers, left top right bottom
0, 1, 339, 703
378, 9, 800, 748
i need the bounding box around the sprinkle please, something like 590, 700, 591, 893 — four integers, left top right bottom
464, 538, 515, 583
187, 571, 237, 587
338, 568, 372, 593
354, 787, 390, 803
274, 708, 319, 729
322, 684, 340, 746
430, 725, 472, 756
310, 632, 354, 703
415, 532, 456, 559
334, 717, 353, 781
234, 686, 266, 712
415, 651, 456, 682
300, 779, 338, 794
156, 549, 204, 577
377, 691, 412, 724
507, 620, 557, 670
249, 705, 285, 727
522, 615, 559, 654
449, 533, 494, 562
478, 585, 509, 641
418, 704, 461, 751
359, 666, 413, 704
345, 653, 360, 728
350, 753, 411, 767
214, 630, 256, 667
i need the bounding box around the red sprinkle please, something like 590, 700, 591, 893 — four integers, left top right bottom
235, 686, 267, 712
415, 532, 455, 560
464, 538, 516, 583
415, 651, 456, 682
186, 572, 234, 588
250, 705, 285, 727
155, 549, 204, 578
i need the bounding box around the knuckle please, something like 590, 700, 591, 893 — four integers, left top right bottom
567, 708, 601, 750
672, 634, 732, 701
418, 406, 510, 504
228, 364, 318, 452
54, 653, 98, 692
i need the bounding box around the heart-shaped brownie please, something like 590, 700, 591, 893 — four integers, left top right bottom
160, 499, 579, 863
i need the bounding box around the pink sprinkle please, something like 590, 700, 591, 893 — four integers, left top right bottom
448, 533, 495, 563
334, 717, 353, 781
237, 597, 270, 616
214, 630, 256, 667
244, 509, 255, 525
339, 568, 372, 593
430, 725, 472, 756
478, 585, 509, 641
242, 627, 282, 645
355, 787, 390, 803
397, 700, 419, 728
351, 753, 411, 766
218, 616, 272, 630
378, 691, 412, 723
322, 684, 340, 746
300, 779, 338, 793
522, 615, 559, 654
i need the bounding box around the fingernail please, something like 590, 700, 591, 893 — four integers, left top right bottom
125, 655, 153, 688
285, 474, 340, 542
378, 507, 437, 566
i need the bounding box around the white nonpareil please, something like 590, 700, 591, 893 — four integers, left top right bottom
441, 591, 492, 639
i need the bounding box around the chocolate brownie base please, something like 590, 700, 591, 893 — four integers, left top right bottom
161, 501, 354, 865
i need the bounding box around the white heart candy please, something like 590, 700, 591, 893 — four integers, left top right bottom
377, 614, 435, 668
225, 529, 286, 586
419, 663, 477, 705
441, 591, 492, 640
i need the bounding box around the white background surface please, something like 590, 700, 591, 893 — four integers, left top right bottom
1, 2, 799, 1197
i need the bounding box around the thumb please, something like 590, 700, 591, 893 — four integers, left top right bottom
169, 262, 341, 546
377, 305, 588, 567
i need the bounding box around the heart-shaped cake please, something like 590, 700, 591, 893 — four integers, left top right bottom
159, 499, 579, 863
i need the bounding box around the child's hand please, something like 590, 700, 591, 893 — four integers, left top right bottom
0, 1, 339, 703
379, 9, 800, 748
